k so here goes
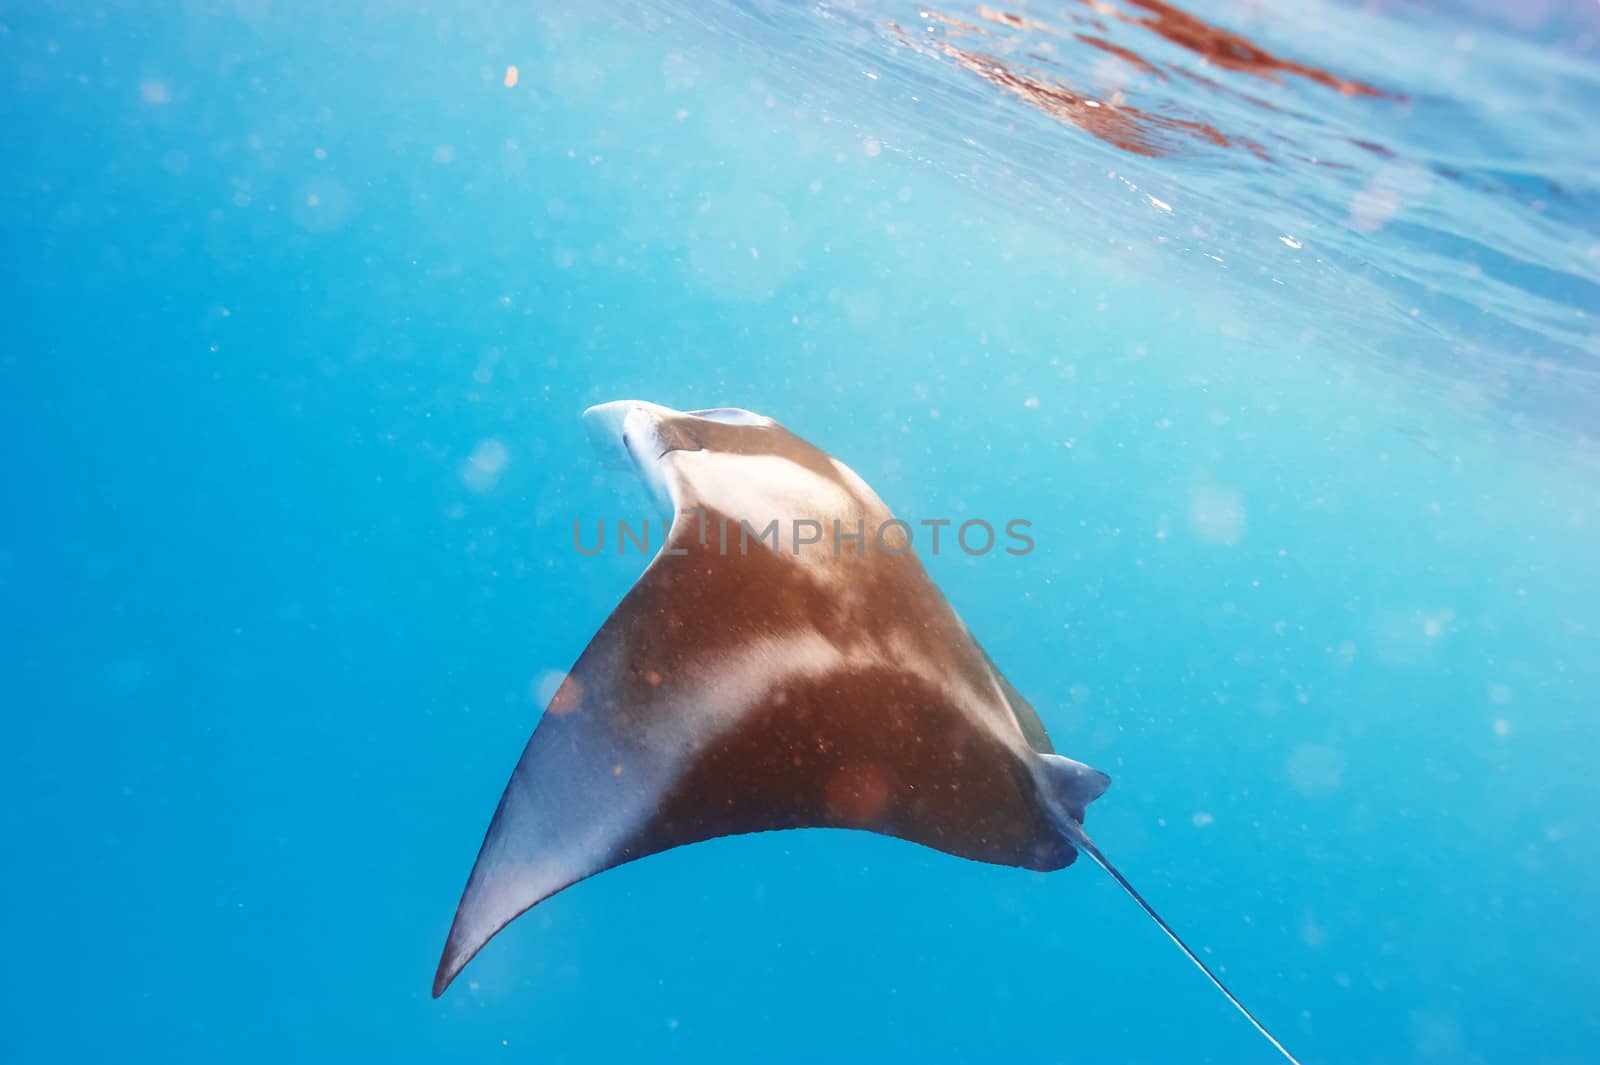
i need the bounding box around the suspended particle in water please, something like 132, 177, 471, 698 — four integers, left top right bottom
462, 438, 509, 491
532, 670, 567, 710
1287, 742, 1345, 797
1189, 483, 1247, 546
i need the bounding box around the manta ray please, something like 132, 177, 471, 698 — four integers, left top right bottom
435, 401, 1301, 1064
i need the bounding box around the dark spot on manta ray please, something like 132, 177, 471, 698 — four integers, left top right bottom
434, 401, 1304, 1065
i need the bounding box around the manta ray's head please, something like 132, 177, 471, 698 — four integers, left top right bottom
583, 401, 771, 466
582, 400, 781, 513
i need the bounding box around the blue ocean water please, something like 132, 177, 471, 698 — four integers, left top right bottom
4, 1, 1598, 1062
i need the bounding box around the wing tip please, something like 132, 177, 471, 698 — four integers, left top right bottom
430, 965, 455, 999
430, 858, 582, 999
431, 917, 474, 998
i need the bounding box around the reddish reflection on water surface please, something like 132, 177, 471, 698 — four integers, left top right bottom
896, 1, 1395, 160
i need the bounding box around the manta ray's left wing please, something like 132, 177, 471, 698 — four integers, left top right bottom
432, 514, 736, 997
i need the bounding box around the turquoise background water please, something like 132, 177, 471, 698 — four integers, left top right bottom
4, 2, 1598, 1062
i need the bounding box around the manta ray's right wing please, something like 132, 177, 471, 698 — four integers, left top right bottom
973, 640, 1055, 754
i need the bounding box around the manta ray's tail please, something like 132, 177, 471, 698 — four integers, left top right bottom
1062, 825, 1304, 1065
